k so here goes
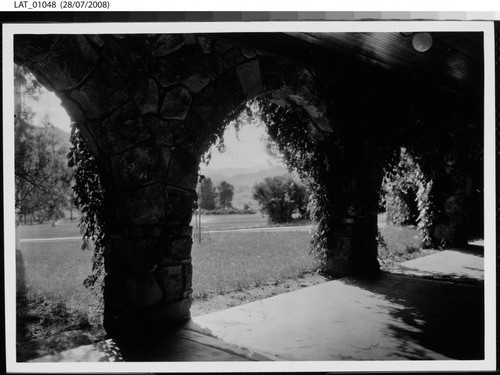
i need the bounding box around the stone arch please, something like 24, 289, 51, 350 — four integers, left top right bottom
14, 33, 414, 335
390, 84, 484, 248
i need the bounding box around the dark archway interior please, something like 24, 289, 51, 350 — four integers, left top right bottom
14, 31, 484, 336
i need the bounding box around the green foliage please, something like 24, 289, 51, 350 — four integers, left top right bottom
14, 65, 72, 224
197, 177, 217, 210
253, 175, 310, 224
68, 125, 106, 294
377, 223, 425, 269
252, 100, 331, 267
14, 64, 41, 99
381, 148, 434, 246
201, 207, 256, 215
217, 180, 234, 209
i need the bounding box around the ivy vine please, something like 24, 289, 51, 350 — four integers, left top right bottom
381, 147, 435, 247
67, 125, 106, 295
249, 99, 333, 268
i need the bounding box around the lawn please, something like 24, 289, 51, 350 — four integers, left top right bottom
191, 231, 315, 298
15, 215, 427, 360
17, 221, 82, 240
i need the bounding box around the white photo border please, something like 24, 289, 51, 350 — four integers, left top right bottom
3, 20, 496, 373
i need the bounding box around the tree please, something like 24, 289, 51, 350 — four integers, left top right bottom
252, 175, 310, 223
198, 177, 217, 210
14, 64, 72, 223
217, 180, 234, 210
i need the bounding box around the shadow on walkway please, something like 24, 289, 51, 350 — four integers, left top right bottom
342, 273, 484, 360
27, 269, 485, 362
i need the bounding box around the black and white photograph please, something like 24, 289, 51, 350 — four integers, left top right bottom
2, 11, 497, 373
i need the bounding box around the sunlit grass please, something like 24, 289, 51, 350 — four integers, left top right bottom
16, 217, 427, 360
378, 224, 424, 269
17, 221, 82, 240
191, 231, 315, 298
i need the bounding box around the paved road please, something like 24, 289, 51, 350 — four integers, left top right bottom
19, 225, 313, 243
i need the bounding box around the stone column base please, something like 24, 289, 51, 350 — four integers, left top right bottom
104, 298, 192, 337
326, 214, 380, 278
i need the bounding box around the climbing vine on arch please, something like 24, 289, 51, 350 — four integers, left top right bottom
380, 147, 435, 247
227, 98, 335, 269
67, 125, 106, 295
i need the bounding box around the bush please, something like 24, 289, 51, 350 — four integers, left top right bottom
381, 147, 434, 245
201, 207, 256, 215
252, 175, 310, 224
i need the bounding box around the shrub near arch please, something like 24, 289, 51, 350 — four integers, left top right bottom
249, 100, 336, 269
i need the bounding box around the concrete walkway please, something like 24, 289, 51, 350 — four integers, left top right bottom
27, 247, 485, 363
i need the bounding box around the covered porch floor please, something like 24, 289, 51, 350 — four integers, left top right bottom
29, 246, 485, 363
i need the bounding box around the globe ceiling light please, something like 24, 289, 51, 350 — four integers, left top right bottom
412, 32, 433, 53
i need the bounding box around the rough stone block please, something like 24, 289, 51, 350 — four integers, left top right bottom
38, 35, 100, 91
14, 34, 58, 62
203, 54, 224, 80
159, 146, 173, 170
237, 60, 264, 99
99, 101, 150, 154
160, 224, 193, 238
181, 225, 193, 237
241, 48, 257, 59
166, 147, 199, 189
124, 275, 163, 307
314, 116, 334, 133
150, 57, 181, 87
58, 95, 87, 124
110, 145, 164, 187
190, 72, 245, 129
151, 34, 185, 56
165, 186, 195, 224
184, 264, 193, 290
102, 38, 137, 78
114, 183, 167, 225
72, 61, 129, 120
196, 36, 212, 54
222, 49, 245, 70
157, 231, 172, 260
213, 39, 234, 54
160, 86, 192, 120
145, 116, 174, 146
171, 237, 193, 258
156, 265, 184, 302
289, 69, 316, 105
258, 57, 296, 91
134, 78, 159, 115
107, 223, 144, 239
181, 65, 211, 93
444, 195, 463, 215
305, 100, 328, 119
183, 34, 196, 44
154, 298, 192, 323
306, 122, 327, 143
113, 238, 160, 275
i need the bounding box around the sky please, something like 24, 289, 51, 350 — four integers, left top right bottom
201, 123, 283, 170
26, 88, 280, 170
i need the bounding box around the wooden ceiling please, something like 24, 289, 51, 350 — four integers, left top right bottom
218, 31, 484, 95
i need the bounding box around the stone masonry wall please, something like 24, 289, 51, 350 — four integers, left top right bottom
15, 33, 359, 334
15, 32, 457, 333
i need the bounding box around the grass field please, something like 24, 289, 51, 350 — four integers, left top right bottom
15, 214, 425, 360
192, 231, 315, 298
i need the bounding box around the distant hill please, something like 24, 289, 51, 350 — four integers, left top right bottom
226, 165, 289, 187
33, 124, 71, 152
200, 165, 270, 178
201, 165, 301, 209
49, 125, 71, 145
201, 165, 287, 185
